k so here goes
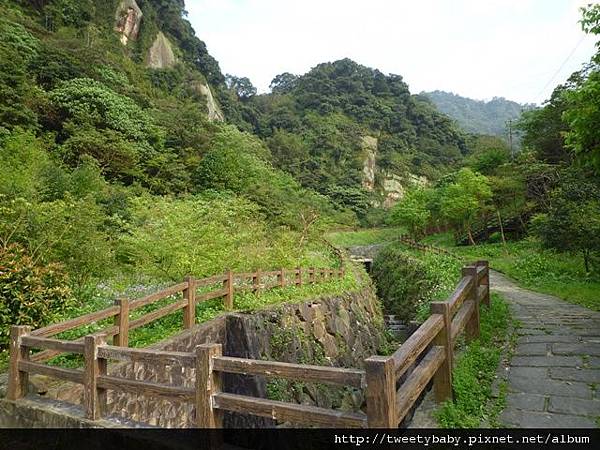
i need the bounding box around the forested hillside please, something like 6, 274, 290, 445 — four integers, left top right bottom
223, 60, 469, 216
0, 0, 356, 350
424, 90, 531, 140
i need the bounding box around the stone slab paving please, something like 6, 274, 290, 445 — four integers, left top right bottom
491, 270, 600, 428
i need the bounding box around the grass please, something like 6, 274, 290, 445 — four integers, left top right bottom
436, 293, 513, 427
423, 233, 600, 311
326, 227, 405, 247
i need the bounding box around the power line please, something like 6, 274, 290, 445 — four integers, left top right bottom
535, 34, 586, 103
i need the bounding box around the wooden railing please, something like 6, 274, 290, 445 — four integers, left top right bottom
6, 260, 490, 429
364, 260, 490, 427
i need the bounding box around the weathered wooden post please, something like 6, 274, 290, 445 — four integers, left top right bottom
223, 270, 234, 310
477, 260, 490, 307
7, 325, 31, 400
463, 265, 480, 341
430, 302, 453, 402
296, 267, 302, 287
252, 269, 261, 296
278, 268, 286, 288
84, 334, 107, 420
309, 267, 316, 284
113, 298, 129, 347
365, 355, 396, 427
183, 276, 196, 329
195, 343, 223, 428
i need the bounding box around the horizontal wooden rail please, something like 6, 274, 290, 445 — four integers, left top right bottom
128, 299, 188, 330
212, 393, 367, 428
129, 282, 188, 311
18, 360, 84, 384
97, 375, 195, 401
395, 346, 445, 424
391, 314, 443, 380
21, 336, 85, 354
213, 356, 365, 388
451, 300, 475, 343
31, 306, 120, 337
195, 274, 228, 288
196, 288, 228, 302
448, 276, 474, 315
30, 326, 119, 363
97, 345, 196, 368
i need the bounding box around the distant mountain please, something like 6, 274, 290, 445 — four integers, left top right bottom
423, 90, 533, 139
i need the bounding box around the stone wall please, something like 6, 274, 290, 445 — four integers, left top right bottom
106, 316, 226, 427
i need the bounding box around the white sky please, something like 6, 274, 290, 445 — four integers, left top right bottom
186, 0, 598, 105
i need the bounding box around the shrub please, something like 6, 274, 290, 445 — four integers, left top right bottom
372, 246, 437, 322
0, 244, 73, 348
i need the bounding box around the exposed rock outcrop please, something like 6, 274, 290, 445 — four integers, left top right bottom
360, 134, 428, 207
198, 82, 225, 122
115, 0, 142, 46
361, 136, 378, 192
147, 32, 177, 69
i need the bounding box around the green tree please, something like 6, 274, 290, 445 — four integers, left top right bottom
440, 168, 492, 245
532, 170, 600, 272
225, 74, 257, 99
562, 71, 600, 174
0, 243, 73, 348
387, 187, 432, 239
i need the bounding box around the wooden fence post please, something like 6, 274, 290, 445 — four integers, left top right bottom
477, 260, 490, 307
7, 325, 31, 400
223, 270, 234, 310
183, 276, 196, 329
296, 267, 302, 287
365, 355, 396, 427
113, 298, 129, 347
195, 343, 223, 428
430, 302, 453, 402
463, 265, 480, 341
253, 270, 261, 296
309, 267, 315, 284
278, 268, 286, 288
84, 334, 107, 420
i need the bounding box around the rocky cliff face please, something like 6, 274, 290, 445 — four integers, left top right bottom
361, 136, 378, 192
361, 135, 428, 207
146, 32, 177, 69
197, 82, 225, 122
115, 0, 142, 46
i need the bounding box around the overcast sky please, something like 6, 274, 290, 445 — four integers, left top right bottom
186, 0, 598, 105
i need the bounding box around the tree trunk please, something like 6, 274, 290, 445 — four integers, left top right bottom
497, 208, 507, 249
467, 225, 476, 246
584, 250, 590, 273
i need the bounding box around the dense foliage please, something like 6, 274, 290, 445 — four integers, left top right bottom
0, 0, 358, 342
223, 59, 470, 215
372, 245, 461, 322
0, 244, 73, 347
424, 90, 531, 143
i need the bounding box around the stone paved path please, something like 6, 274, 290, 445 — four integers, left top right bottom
491, 270, 600, 428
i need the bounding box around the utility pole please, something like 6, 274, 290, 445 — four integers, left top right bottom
506, 119, 514, 160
